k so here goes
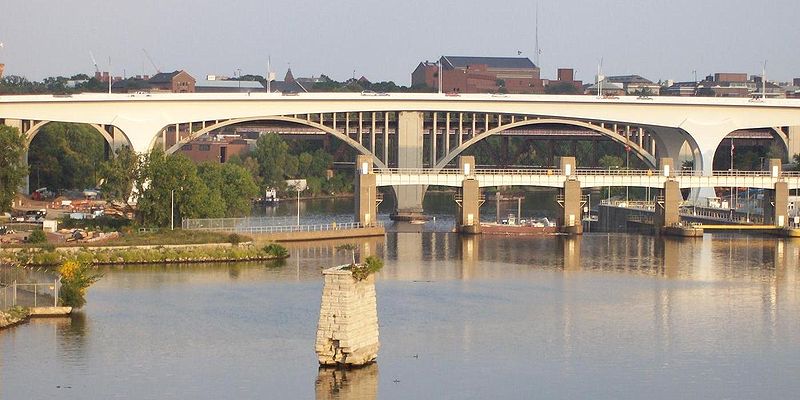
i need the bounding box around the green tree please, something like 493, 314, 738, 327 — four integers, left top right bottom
0, 125, 28, 212
136, 149, 224, 226
98, 146, 139, 204
599, 155, 624, 169
197, 162, 259, 217
545, 82, 580, 95
252, 133, 295, 190
27, 122, 104, 190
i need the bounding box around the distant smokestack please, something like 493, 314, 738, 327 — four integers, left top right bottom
0, 64, 4, 78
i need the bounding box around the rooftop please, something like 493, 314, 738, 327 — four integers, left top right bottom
196, 80, 264, 89
441, 56, 537, 70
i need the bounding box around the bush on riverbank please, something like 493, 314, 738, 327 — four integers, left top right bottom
58, 261, 102, 308
263, 243, 289, 258
1, 243, 291, 266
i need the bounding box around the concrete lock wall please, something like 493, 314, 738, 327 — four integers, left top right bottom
316, 265, 380, 366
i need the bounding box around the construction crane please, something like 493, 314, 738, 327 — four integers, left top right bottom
142, 49, 161, 74
89, 51, 100, 74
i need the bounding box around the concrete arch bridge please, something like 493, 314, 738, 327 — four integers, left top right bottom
2, 93, 800, 212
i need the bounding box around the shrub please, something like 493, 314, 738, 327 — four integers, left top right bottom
28, 229, 47, 244
227, 233, 243, 246
263, 243, 289, 259
58, 261, 103, 308
350, 255, 384, 281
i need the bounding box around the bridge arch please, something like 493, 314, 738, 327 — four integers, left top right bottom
24, 121, 131, 150
433, 118, 658, 171
161, 116, 389, 170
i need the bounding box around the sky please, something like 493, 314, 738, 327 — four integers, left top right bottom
1, 0, 799, 85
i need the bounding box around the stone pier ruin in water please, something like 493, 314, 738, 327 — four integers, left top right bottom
315, 265, 380, 366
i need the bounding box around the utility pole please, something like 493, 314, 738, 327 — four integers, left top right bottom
108, 57, 112, 94
438, 57, 443, 94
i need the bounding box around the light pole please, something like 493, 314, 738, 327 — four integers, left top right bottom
625, 145, 630, 203
296, 188, 301, 226
170, 189, 175, 230
585, 192, 591, 232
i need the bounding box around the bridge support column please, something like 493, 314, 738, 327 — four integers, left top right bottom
354, 155, 377, 226
654, 158, 700, 236
559, 157, 583, 235
787, 126, 800, 160
456, 156, 481, 234
391, 111, 426, 221
765, 159, 789, 227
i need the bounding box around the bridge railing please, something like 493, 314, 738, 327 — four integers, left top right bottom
376, 168, 800, 178
183, 220, 382, 234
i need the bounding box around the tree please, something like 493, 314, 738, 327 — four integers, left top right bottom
136, 149, 224, 226
0, 125, 28, 212
27, 122, 104, 190
545, 82, 580, 95
197, 162, 259, 217
792, 153, 800, 171
58, 260, 103, 308
98, 146, 139, 204
599, 155, 624, 169
336, 243, 358, 266
252, 133, 294, 190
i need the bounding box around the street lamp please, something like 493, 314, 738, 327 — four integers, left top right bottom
171, 189, 175, 230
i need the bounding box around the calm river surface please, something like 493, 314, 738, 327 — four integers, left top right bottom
2, 231, 800, 399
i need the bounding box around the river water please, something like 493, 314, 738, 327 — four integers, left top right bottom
2, 198, 800, 399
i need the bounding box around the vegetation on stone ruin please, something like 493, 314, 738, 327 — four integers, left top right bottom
0, 125, 28, 213
350, 256, 384, 281
57, 260, 103, 308
336, 243, 358, 266
334, 243, 382, 281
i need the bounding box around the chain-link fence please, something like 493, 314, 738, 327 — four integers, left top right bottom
1, 280, 61, 310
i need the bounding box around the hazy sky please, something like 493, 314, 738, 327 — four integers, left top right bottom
1, 0, 798, 85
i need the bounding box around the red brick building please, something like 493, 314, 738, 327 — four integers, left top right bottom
149, 70, 196, 93
412, 56, 543, 94
178, 137, 250, 163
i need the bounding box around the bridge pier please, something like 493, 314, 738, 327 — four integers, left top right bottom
391, 111, 427, 221
655, 158, 702, 236
455, 156, 482, 234
354, 155, 378, 226
765, 159, 789, 228
558, 157, 583, 235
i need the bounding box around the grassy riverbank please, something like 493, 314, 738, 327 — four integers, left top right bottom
1, 230, 252, 249
1, 242, 290, 267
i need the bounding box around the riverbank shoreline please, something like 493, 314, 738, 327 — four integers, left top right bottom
1, 242, 290, 267
1, 307, 73, 331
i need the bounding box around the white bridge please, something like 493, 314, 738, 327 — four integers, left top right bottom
375, 168, 800, 189
3, 92, 800, 210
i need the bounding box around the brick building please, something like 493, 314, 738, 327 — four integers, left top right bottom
112, 70, 196, 93
149, 70, 195, 93
178, 136, 250, 163
412, 56, 543, 94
